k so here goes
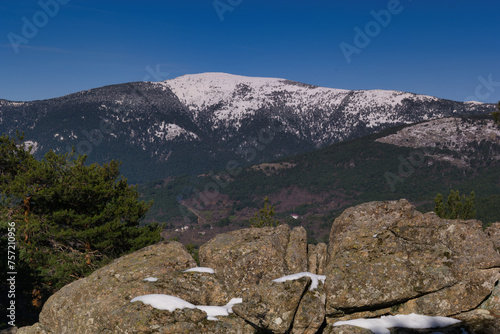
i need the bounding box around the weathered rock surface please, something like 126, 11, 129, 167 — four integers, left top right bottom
199, 224, 309, 294
396, 268, 499, 316
455, 309, 500, 334
154, 270, 231, 306
286, 226, 309, 274
480, 280, 500, 312
232, 277, 310, 333
308, 244, 318, 274
325, 199, 500, 318
33, 242, 206, 333
292, 281, 326, 334
16, 323, 50, 334
308, 242, 328, 275
487, 222, 500, 253
107, 302, 255, 334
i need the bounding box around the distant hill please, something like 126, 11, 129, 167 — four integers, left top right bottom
0, 72, 495, 183
140, 114, 500, 245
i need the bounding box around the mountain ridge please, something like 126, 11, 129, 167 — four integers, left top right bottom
0, 73, 496, 183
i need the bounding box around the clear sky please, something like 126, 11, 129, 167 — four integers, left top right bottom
1, 0, 499, 103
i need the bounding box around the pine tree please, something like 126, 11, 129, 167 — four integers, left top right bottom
0, 133, 162, 326
434, 193, 445, 218
446, 190, 462, 219
249, 196, 279, 228
434, 189, 476, 219
463, 191, 476, 219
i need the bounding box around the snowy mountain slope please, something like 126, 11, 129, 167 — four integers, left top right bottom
376, 117, 500, 150
376, 116, 500, 168
160, 72, 437, 117
0, 73, 496, 182
153, 73, 485, 146
156, 73, 349, 126
155, 73, 445, 143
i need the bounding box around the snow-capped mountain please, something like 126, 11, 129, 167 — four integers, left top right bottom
0, 73, 496, 182
155, 73, 455, 144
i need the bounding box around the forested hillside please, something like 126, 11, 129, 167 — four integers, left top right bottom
140, 114, 500, 245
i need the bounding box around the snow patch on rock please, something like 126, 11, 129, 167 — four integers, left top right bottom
334, 313, 461, 334
131, 294, 242, 321
273, 272, 326, 291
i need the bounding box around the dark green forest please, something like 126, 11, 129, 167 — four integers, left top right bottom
140, 114, 500, 230
0, 133, 161, 327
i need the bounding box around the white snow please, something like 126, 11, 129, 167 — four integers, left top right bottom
23, 140, 39, 154
196, 298, 243, 321
195, 305, 230, 321
131, 295, 242, 321
196, 298, 242, 321
272, 272, 326, 291
143, 277, 158, 282
154, 72, 349, 128
131, 294, 196, 312
184, 267, 215, 274
333, 313, 461, 334
224, 297, 243, 310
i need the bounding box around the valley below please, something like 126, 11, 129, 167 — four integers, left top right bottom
141, 114, 500, 247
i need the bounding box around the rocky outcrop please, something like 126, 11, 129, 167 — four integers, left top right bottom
199, 224, 309, 294
15, 200, 500, 334
308, 243, 328, 275
292, 280, 326, 334
18, 241, 214, 334
286, 227, 309, 274
16, 227, 312, 334
480, 280, 500, 312
16, 323, 49, 334
232, 277, 311, 333
455, 309, 500, 334
325, 199, 500, 320
104, 302, 254, 334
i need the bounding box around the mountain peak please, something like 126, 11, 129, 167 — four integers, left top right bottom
152, 72, 350, 124
167, 72, 285, 82
163, 72, 287, 85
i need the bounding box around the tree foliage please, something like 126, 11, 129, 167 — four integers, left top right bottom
249, 196, 279, 228
434, 189, 476, 220
0, 132, 161, 326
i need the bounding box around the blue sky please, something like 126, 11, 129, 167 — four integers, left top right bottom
1, 0, 499, 103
